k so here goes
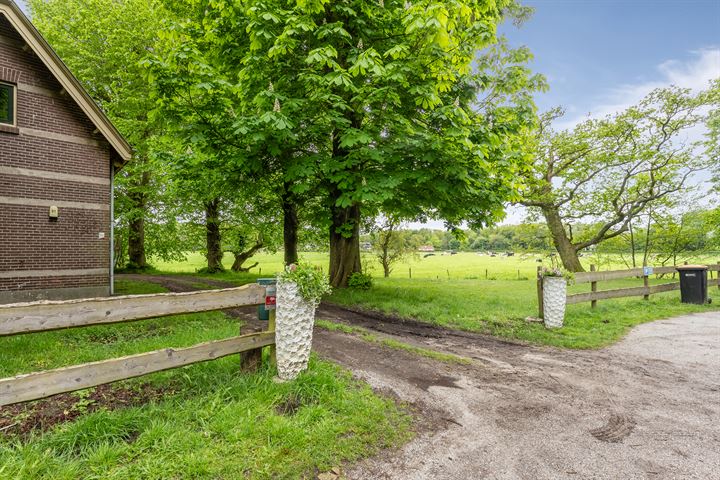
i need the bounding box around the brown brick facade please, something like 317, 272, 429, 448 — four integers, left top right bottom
1, 12, 114, 303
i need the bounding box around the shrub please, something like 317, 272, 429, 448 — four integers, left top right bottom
348, 272, 373, 290
279, 262, 332, 306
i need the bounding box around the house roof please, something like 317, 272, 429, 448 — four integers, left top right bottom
0, 0, 132, 166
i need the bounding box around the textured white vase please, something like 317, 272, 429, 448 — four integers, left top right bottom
542, 276, 567, 329
275, 280, 316, 380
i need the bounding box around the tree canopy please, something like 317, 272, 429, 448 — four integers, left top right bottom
148, 0, 543, 286
518, 85, 714, 271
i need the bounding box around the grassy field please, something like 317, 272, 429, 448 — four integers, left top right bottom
154, 251, 720, 349
0, 281, 410, 479
154, 250, 720, 281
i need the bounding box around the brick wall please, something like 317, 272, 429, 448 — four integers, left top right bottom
0, 13, 112, 302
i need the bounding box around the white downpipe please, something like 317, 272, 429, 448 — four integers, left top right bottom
109, 167, 114, 296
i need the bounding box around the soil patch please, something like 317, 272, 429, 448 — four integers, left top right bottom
0, 383, 170, 438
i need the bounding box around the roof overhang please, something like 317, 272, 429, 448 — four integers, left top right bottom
0, 0, 132, 166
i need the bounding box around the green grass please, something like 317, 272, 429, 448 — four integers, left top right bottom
151, 251, 720, 349
327, 277, 719, 349
315, 319, 471, 365
0, 282, 411, 479
153, 251, 720, 281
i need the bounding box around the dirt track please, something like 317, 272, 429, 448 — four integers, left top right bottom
118, 274, 720, 479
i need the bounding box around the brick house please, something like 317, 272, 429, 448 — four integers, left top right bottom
0, 0, 131, 304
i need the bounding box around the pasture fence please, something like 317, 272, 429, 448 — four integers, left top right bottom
537, 262, 720, 317
0, 284, 275, 407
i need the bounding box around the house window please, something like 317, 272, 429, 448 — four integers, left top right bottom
0, 82, 16, 126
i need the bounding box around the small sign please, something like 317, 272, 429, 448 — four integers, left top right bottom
265, 284, 277, 311
643, 266, 653, 276
265, 295, 276, 310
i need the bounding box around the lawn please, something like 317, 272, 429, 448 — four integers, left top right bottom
154, 251, 720, 349
328, 277, 719, 349
0, 281, 410, 479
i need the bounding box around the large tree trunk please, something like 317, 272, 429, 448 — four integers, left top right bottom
127, 216, 147, 268
126, 171, 151, 269
282, 191, 299, 266
542, 206, 585, 272
329, 197, 361, 288
205, 198, 224, 273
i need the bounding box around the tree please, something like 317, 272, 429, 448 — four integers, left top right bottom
371, 216, 415, 277
705, 79, 720, 191
223, 195, 282, 272
649, 208, 712, 267
29, 0, 180, 269
149, 0, 542, 287
518, 86, 713, 271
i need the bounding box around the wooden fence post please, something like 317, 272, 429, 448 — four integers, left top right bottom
643, 267, 650, 301
267, 309, 277, 366
240, 326, 263, 372
537, 266, 544, 319
590, 264, 597, 308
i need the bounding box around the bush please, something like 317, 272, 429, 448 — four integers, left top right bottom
348, 272, 373, 289
279, 262, 332, 306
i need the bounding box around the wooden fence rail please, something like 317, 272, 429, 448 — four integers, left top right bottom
0, 284, 265, 336
0, 284, 272, 407
538, 263, 719, 316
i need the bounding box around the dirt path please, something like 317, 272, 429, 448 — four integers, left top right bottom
118, 274, 720, 479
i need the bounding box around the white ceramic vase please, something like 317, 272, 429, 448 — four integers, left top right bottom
542, 276, 567, 329
275, 280, 316, 380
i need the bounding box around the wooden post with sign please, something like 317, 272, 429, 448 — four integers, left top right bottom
537, 266, 544, 319
267, 310, 276, 366
643, 267, 650, 301
590, 264, 597, 309
241, 283, 277, 373
264, 283, 277, 366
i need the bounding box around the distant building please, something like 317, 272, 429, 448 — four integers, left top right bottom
0, 0, 131, 303
418, 245, 435, 252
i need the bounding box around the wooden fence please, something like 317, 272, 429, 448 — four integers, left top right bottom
0, 284, 274, 407
537, 263, 720, 316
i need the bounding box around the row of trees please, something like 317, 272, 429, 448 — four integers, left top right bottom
30, 1, 718, 277
31, 0, 544, 285
366, 205, 719, 276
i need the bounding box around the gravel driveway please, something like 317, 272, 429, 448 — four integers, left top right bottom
314, 311, 720, 480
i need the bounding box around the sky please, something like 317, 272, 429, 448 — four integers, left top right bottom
453, 0, 720, 227
503, 0, 720, 127
14, 0, 720, 227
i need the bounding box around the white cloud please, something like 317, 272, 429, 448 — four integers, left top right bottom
557, 48, 720, 130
